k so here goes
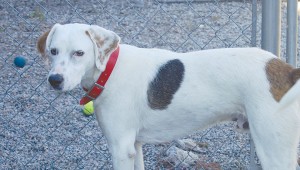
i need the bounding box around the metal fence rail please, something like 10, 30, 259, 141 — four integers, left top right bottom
0, 0, 298, 169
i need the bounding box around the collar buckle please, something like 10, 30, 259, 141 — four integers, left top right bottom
85, 94, 96, 100
94, 82, 105, 90
84, 82, 105, 100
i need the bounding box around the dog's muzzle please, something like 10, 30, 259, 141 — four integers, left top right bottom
48, 74, 64, 90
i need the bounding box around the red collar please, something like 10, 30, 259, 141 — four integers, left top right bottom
80, 47, 120, 105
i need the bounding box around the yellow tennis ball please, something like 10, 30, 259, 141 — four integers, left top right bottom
82, 101, 94, 116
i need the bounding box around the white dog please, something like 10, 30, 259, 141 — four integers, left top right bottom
37, 23, 300, 170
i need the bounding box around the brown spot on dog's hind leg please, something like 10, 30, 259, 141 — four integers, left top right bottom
290, 68, 300, 84
265, 58, 300, 102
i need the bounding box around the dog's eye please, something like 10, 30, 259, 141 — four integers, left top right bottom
74, 50, 84, 57
50, 48, 58, 55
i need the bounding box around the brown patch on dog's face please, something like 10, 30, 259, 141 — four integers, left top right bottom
37, 30, 51, 57
266, 58, 294, 102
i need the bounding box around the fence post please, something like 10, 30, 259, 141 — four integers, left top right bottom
261, 0, 281, 57
251, 0, 257, 47
250, 0, 258, 169
286, 0, 298, 67
251, 1, 282, 169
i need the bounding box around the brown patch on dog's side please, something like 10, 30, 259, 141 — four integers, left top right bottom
147, 59, 185, 110
265, 58, 300, 102
37, 30, 50, 57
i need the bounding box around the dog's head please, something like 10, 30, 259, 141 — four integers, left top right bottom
37, 23, 120, 91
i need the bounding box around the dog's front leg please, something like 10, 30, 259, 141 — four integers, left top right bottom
108, 133, 136, 170
109, 138, 144, 170
94, 105, 140, 169
134, 142, 144, 170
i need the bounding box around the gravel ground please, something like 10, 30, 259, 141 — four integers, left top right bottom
0, 0, 299, 169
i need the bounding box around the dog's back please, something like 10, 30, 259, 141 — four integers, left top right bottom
88, 44, 300, 169
117, 47, 300, 169
113, 47, 294, 140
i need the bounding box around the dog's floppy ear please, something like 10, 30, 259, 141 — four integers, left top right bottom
37, 23, 61, 58
85, 25, 120, 72
37, 30, 50, 58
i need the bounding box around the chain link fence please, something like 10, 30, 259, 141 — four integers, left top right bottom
1, 0, 265, 169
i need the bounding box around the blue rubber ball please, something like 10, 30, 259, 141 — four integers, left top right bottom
14, 56, 26, 68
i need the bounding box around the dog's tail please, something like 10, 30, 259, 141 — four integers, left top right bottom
278, 68, 300, 110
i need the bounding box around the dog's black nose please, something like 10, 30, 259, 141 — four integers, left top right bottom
48, 74, 64, 90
